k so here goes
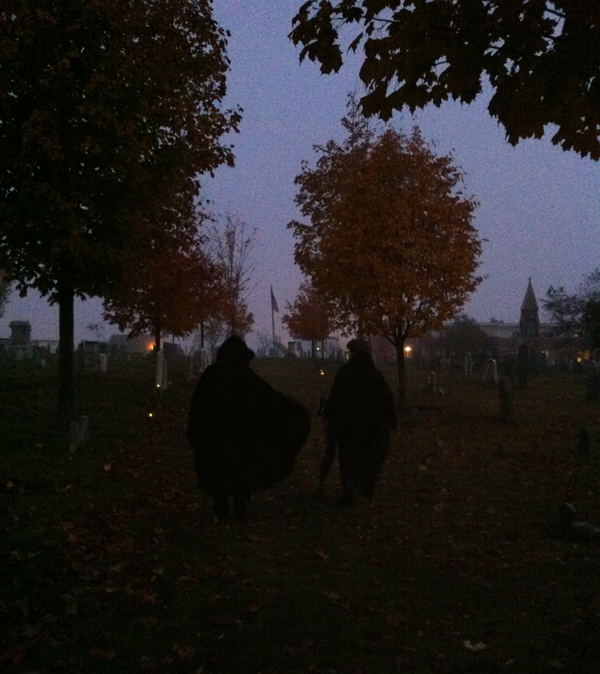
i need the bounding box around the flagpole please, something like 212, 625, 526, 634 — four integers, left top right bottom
271, 285, 276, 349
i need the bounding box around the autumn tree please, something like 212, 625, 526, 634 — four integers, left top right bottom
288, 103, 482, 407
209, 213, 256, 338
102, 228, 220, 353
0, 0, 240, 415
283, 280, 332, 358
291, 1, 600, 159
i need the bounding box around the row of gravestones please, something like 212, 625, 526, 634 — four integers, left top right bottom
69, 350, 170, 452
424, 359, 600, 427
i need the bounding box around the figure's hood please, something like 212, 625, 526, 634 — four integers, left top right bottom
216, 335, 255, 365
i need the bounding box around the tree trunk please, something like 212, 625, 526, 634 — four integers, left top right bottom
311, 339, 316, 359
58, 279, 75, 419
154, 323, 162, 352
394, 337, 408, 409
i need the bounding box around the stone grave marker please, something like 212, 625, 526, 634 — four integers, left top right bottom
517, 343, 529, 389
155, 349, 168, 391
499, 376, 514, 424
69, 415, 89, 452
577, 425, 593, 457
585, 368, 600, 401
463, 351, 474, 378
482, 358, 498, 384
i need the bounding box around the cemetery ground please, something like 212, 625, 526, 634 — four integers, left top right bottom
2, 356, 600, 674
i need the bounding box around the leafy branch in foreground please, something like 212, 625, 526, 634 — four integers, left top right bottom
291, 1, 600, 159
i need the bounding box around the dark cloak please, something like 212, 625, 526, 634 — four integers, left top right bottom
187, 336, 310, 496
322, 346, 396, 495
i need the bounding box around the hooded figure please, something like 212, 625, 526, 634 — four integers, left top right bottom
187, 335, 310, 520
320, 339, 396, 506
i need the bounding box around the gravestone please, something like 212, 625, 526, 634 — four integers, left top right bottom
98, 353, 108, 373
517, 343, 529, 389
424, 371, 437, 394
69, 415, 89, 452
585, 368, 600, 401
482, 358, 498, 384
499, 376, 514, 424
463, 351, 474, 378
9, 320, 31, 345
577, 425, 593, 457
155, 350, 168, 390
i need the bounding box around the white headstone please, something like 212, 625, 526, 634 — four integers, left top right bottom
482, 358, 498, 384
155, 350, 168, 390
99, 353, 108, 373
69, 415, 89, 451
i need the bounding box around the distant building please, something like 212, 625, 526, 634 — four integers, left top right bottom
476, 279, 556, 357
108, 333, 184, 357
9, 320, 31, 346
290, 336, 341, 359
0, 320, 58, 357
520, 277, 540, 340
109, 333, 155, 353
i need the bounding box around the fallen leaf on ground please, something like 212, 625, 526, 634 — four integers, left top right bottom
463, 639, 487, 651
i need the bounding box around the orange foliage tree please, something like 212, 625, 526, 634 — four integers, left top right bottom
288, 103, 483, 407
102, 226, 222, 353
283, 280, 332, 358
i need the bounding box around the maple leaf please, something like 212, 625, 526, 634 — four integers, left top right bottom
177, 576, 199, 590
463, 639, 487, 651
137, 591, 158, 605
246, 602, 264, 613
386, 611, 409, 626
173, 643, 195, 660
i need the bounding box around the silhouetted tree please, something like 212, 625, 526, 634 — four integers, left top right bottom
0, 270, 10, 319
443, 314, 493, 361
209, 214, 256, 337
0, 0, 240, 414
291, 1, 600, 159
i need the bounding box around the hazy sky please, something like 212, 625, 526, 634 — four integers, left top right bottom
2, 1, 599, 346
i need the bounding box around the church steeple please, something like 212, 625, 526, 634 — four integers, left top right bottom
520, 278, 539, 340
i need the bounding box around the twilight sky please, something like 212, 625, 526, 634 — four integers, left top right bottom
2, 0, 599, 346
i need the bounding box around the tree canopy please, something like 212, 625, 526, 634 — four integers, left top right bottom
543, 269, 600, 350
102, 226, 220, 353
291, 1, 600, 159
288, 102, 483, 405
283, 280, 332, 357
442, 313, 493, 360
0, 269, 10, 319
0, 0, 239, 412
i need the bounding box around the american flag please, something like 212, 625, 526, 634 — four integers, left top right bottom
270, 286, 279, 313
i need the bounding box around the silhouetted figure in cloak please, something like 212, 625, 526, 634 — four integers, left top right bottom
320, 339, 396, 506
187, 335, 310, 520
